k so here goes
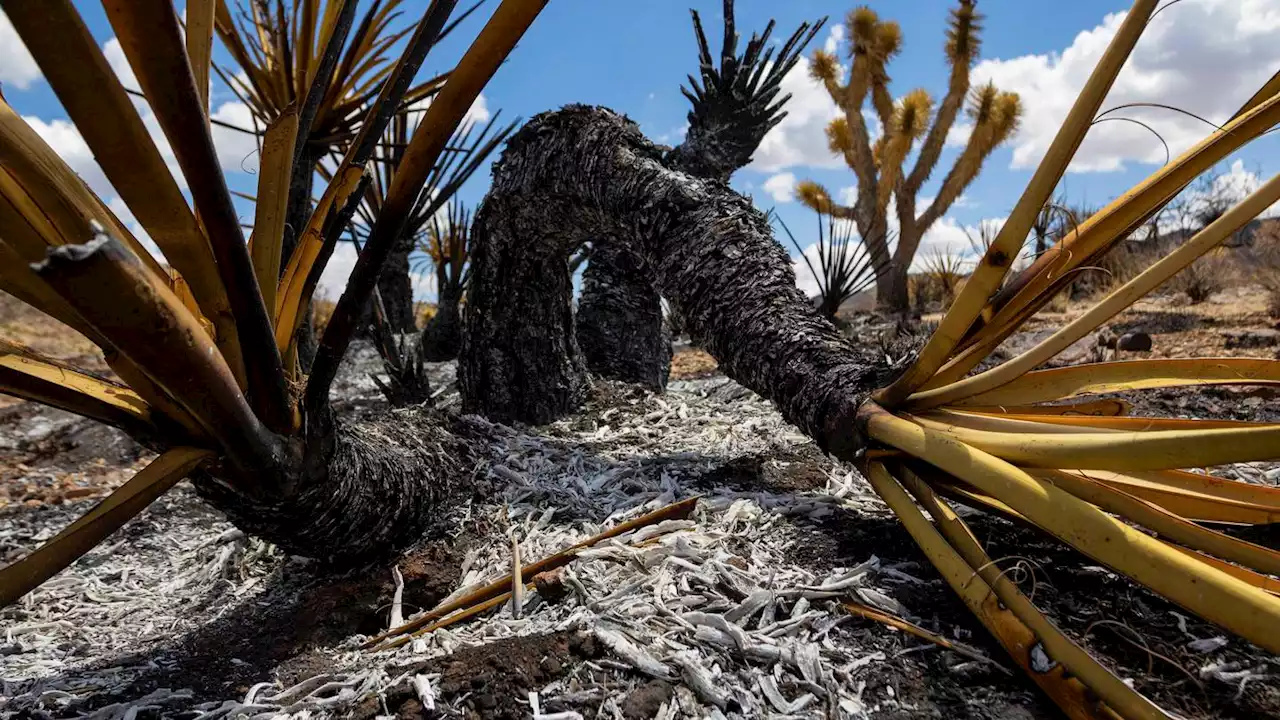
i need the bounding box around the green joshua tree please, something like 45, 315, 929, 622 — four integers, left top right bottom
796, 1, 1021, 313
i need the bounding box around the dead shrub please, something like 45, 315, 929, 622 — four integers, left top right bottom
1168, 248, 1236, 304
1251, 236, 1280, 319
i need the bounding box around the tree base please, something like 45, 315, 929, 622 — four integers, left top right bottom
195, 408, 486, 563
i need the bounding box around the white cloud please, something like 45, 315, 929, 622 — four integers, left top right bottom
792, 242, 825, 298
972, 0, 1280, 173
102, 38, 139, 92
315, 245, 439, 302
823, 24, 846, 55
22, 115, 111, 197
911, 216, 1009, 272
750, 26, 889, 173
405, 93, 492, 132
465, 94, 491, 126
411, 267, 439, 303
763, 172, 797, 203
316, 242, 358, 301
0, 10, 39, 90
211, 101, 262, 174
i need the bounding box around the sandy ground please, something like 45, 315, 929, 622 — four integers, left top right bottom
1, 287, 1279, 719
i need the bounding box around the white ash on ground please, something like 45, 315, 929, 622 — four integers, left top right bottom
2, 346, 1278, 719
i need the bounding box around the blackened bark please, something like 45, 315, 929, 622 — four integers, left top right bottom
420, 285, 464, 361
576, 244, 671, 390
195, 408, 483, 562
462, 106, 895, 456
461, 194, 588, 425
375, 231, 418, 332
881, 265, 912, 316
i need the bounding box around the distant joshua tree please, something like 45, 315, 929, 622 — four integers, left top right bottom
796, 1, 1021, 313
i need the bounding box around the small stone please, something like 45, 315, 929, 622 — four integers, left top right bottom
533, 567, 569, 604
1117, 331, 1152, 351
622, 680, 674, 720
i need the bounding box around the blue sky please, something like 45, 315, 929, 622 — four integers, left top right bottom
3, 1, 1278, 299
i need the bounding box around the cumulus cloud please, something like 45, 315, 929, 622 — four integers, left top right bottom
749, 25, 894, 174
22, 116, 112, 197
405, 93, 492, 132
211, 101, 263, 174
763, 172, 797, 203
316, 243, 359, 301
314, 245, 439, 303
911, 217, 1009, 273
970, 0, 1280, 173
0, 10, 39, 90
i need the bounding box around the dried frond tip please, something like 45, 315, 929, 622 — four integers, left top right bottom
847, 7, 880, 48
826, 116, 855, 155
873, 21, 903, 61
810, 50, 840, 83
968, 81, 1000, 125
898, 88, 934, 139
796, 180, 835, 213
945, 0, 983, 67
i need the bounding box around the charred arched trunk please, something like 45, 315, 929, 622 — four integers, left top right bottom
202, 102, 895, 563
167, 105, 896, 564
462, 106, 894, 455
420, 285, 465, 361
573, 3, 822, 389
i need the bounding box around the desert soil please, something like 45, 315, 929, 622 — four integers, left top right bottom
1, 287, 1278, 719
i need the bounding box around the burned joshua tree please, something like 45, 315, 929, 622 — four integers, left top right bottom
574, 1, 823, 391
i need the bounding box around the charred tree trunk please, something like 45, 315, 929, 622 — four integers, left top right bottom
462, 106, 896, 452
881, 264, 912, 316
573, 4, 821, 389
375, 231, 418, 333
420, 285, 465, 361
576, 244, 671, 390
461, 194, 588, 424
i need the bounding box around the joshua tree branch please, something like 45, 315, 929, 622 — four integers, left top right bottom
905, 0, 978, 194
